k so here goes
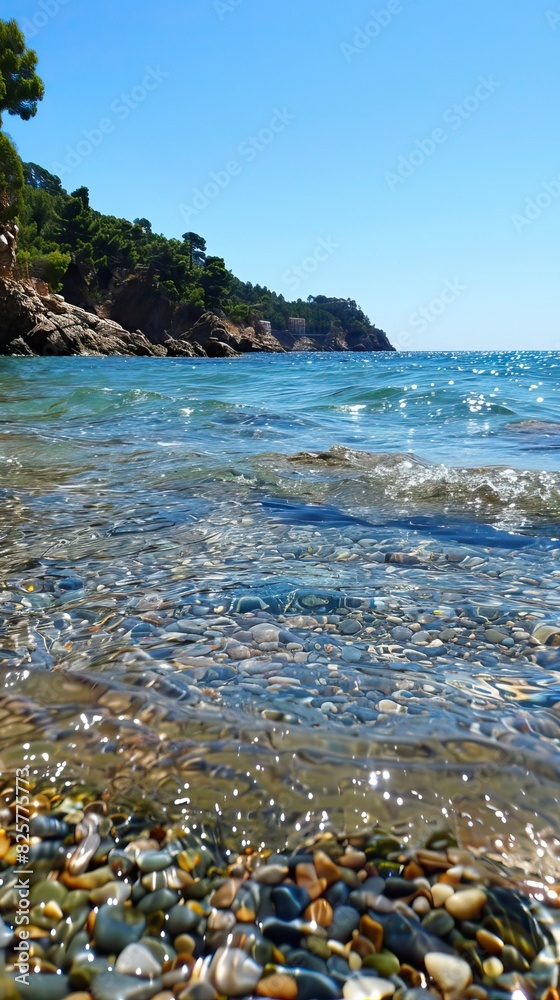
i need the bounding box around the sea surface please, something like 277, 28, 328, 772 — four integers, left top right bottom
1, 351, 559, 885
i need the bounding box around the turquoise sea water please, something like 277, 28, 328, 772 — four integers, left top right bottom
0, 352, 559, 884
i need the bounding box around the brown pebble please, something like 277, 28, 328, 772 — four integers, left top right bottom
171, 953, 196, 973
43, 900, 63, 920
304, 898, 333, 928
295, 864, 327, 899
236, 904, 256, 922
416, 849, 450, 871
211, 878, 242, 909
256, 973, 298, 999
476, 929, 504, 955
60, 864, 114, 890
174, 936, 196, 956
400, 964, 422, 988
360, 914, 384, 951
464, 989, 488, 1000
0, 832, 10, 861
351, 935, 376, 958
403, 861, 424, 880
313, 850, 342, 886
295, 862, 318, 885
177, 849, 201, 872
542, 990, 560, 1000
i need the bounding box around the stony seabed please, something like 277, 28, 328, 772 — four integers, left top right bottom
0, 352, 560, 998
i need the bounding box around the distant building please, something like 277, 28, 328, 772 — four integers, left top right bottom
259, 320, 272, 335
289, 317, 306, 336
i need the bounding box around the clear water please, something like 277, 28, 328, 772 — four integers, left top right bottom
0, 352, 559, 891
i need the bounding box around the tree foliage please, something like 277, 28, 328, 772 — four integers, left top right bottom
0, 133, 24, 224
0, 19, 44, 128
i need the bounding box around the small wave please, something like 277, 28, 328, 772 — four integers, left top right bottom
248, 445, 560, 526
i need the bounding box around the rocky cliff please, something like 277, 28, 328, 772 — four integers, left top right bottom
0, 275, 394, 358
0, 279, 281, 358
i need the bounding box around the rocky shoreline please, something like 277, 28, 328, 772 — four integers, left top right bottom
0, 277, 395, 358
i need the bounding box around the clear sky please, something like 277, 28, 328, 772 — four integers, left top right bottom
5, 0, 560, 350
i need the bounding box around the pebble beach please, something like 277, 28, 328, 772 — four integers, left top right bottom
0, 352, 559, 998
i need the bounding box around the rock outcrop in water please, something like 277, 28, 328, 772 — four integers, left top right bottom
0, 277, 168, 356
0, 277, 394, 357
0, 278, 285, 357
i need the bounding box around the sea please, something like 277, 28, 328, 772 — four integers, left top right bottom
0, 350, 559, 892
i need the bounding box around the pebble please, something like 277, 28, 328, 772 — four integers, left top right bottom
115, 942, 163, 977
431, 884, 455, 908
482, 956, 504, 978
445, 888, 487, 921
210, 946, 263, 997
257, 973, 298, 999
250, 624, 281, 643
343, 977, 396, 1000
339, 619, 362, 635
425, 952, 473, 998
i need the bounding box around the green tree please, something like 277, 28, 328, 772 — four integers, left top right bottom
0, 133, 24, 223
0, 19, 44, 128
181, 231, 206, 269
201, 256, 232, 310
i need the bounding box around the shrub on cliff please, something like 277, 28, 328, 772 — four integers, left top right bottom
16, 248, 71, 290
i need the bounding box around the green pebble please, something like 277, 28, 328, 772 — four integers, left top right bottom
62, 890, 90, 914
253, 940, 274, 966
30, 881, 68, 908
365, 834, 401, 859
376, 861, 401, 877
307, 934, 332, 959
501, 945, 530, 973
137, 849, 173, 873
137, 888, 179, 914
364, 949, 401, 977
70, 956, 115, 989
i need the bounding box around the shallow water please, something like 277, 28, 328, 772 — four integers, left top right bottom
0, 352, 559, 890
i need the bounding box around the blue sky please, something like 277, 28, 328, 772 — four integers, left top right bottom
5, 0, 560, 350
